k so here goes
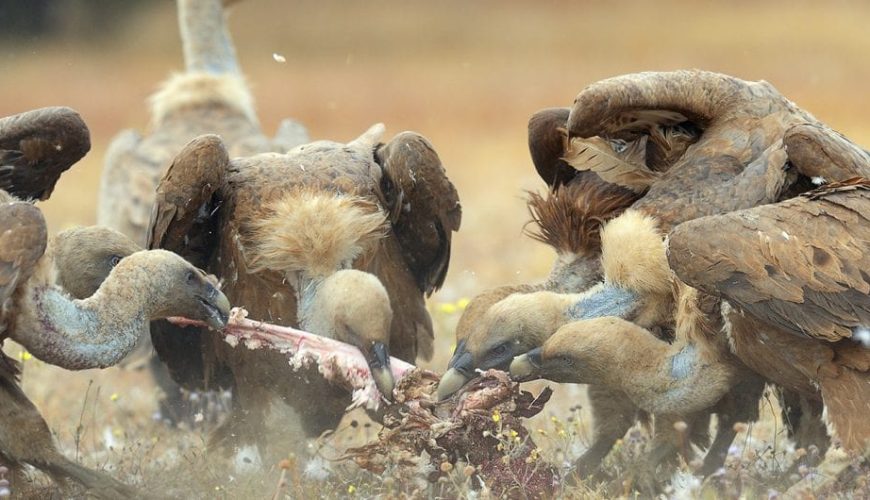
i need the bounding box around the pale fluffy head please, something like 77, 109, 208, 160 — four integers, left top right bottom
245, 188, 388, 279
464, 291, 569, 364
305, 269, 392, 347
600, 209, 672, 296
149, 72, 256, 125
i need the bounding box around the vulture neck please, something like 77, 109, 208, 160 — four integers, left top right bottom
564, 283, 641, 322
14, 258, 166, 370
543, 252, 602, 293
295, 276, 332, 336
578, 323, 733, 416
178, 0, 239, 74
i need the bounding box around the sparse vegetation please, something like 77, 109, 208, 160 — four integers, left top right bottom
2, 1, 869, 497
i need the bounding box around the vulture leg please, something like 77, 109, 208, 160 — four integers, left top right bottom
779, 389, 830, 471
700, 372, 765, 476
573, 387, 638, 479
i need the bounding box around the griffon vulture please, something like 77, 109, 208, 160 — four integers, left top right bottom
441, 70, 863, 480
148, 128, 460, 458
0, 115, 230, 496
97, 0, 308, 421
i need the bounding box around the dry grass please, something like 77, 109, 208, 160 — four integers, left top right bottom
2, 0, 870, 497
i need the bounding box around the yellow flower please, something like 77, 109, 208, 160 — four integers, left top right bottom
509, 429, 519, 438
110, 393, 120, 402
438, 303, 458, 314
491, 410, 501, 423
19, 351, 32, 361
347, 485, 356, 495
457, 297, 471, 310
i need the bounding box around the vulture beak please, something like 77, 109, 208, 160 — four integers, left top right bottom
201, 287, 231, 330
509, 347, 543, 382
436, 341, 474, 401
364, 341, 395, 399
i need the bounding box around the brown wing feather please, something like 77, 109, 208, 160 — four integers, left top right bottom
0, 107, 90, 201
785, 123, 870, 182
668, 180, 870, 342
528, 107, 576, 188
376, 132, 461, 296
147, 135, 230, 391
147, 134, 228, 266
0, 202, 47, 335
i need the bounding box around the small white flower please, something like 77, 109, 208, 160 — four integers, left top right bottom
302, 456, 331, 481
272, 53, 287, 63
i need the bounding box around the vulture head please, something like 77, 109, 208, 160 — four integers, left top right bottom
8, 208, 231, 370
51, 226, 141, 299
508, 317, 624, 385
437, 290, 571, 400
437, 209, 673, 401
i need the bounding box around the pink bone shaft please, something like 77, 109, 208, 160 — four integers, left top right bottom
166, 313, 416, 382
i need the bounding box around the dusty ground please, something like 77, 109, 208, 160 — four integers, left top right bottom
2, 0, 869, 497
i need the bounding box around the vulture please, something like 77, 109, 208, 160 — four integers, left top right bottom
97, 0, 308, 421
148, 128, 460, 458
442, 70, 863, 480
0, 107, 90, 201
0, 207, 231, 496
668, 176, 870, 452
0, 108, 231, 496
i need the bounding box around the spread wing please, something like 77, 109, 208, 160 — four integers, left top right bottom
668, 179, 870, 342
148, 135, 230, 390
0, 202, 47, 336
784, 123, 870, 182
0, 107, 90, 201
376, 132, 461, 295
148, 134, 228, 266
528, 107, 577, 188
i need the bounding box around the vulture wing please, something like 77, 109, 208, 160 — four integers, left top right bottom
0, 202, 47, 336
377, 132, 461, 296
148, 134, 229, 266
148, 135, 230, 389
271, 118, 310, 153
668, 179, 870, 342
0, 107, 90, 201
528, 107, 576, 188
784, 123, 870, 182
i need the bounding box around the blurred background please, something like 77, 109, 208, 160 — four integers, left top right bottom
1, 0, 869, 493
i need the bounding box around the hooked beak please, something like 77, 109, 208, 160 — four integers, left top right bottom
509, 347, 543, 382
200, 287, 231, 330
364, 341, 395, 399
436, 341, 474, 401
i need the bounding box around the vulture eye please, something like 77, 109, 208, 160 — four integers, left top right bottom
186, 271, 196, 283
109, 255, 122, 267
492, 343, 509, 357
